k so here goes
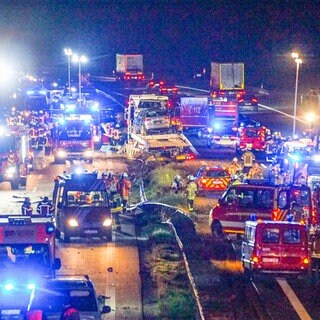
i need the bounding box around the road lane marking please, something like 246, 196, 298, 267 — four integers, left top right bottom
105, 241, 116, 320
276, 277, 312, 320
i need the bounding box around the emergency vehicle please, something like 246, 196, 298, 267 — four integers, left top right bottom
237, 126, 271, 153
194, 165, 231, 194
0, 125, 33, 189
241, 218, 310, 278
51, 114, 94, 164
0, 215, 61, 278
209, 180, 315, 238
52, 171, 112, 242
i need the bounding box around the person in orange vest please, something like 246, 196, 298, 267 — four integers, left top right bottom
228, 157, 242, 177
117, 172, 131, 214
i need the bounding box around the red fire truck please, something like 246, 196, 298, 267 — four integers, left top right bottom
0, 215, 61, 278
237, 126, 271, 153
209, 180, 315, 238
0, 125, 33, 189
51, 114, 94, 164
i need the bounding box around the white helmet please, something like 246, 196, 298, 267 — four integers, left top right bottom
188, 175, 195, 181
233, 157, 238, 162
122, 172, 128, 178
174, 175, 181, 180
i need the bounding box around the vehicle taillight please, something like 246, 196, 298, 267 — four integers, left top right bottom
251, 255, 259, 264
166, 101, 173, 108
302, 257, 310, 265
159, 80, 165, 86
172, 87, 178, 94
238, 98, 244, 103
185, 153, 196, 160
161, 88, 168, 93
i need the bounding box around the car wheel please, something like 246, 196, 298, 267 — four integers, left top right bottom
211, 221, 224, 240
63, 231, 70, 243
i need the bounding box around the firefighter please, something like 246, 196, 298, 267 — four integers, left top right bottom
21, 197, 33, 215
112, 124, 121, 147
241, 147, 255, 174
36, 196, 54, 216
248, 162, 264, 179
117, 172, 131, 214
170, 175, 184, 194
104, 171, 122, 230
185, 175, 198, 213
228, 157, 242, 177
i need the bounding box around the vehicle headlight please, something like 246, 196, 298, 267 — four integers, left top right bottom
57, 150, 66, 158
4, 283, 14, 292
68, 219, 79, 227
84, 150, 93, 158
103, 218, 112, 227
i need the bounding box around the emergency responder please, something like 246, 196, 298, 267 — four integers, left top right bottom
313, 184, 320, 218
36, 196, 54, 216
170, 175, 184, 194
21, 197, 33, 215
248, 162, 264, 179
105, 171, 122, 230
112, 124, 121, 147
117, 172, 131, 214
228, 157, 242, 176
185, 175, 198, 213
241, 147, 255, 174
270, 162, 282, 184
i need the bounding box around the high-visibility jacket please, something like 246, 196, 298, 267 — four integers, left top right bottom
228, 163, 242, 175
117, 178, 131, 200
186, 181, 198, 200
242, 151, 255, 167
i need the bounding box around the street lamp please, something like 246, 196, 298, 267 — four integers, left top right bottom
292, 52, 302, 137
72, 54, 88, 106
64, 48, 72, 96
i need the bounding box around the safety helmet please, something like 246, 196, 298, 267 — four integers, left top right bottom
188, 175, 195, 181
101, 172, 108, 177
233, 157, 238, 162
122, 172, 128, 178
43, 196, 49, 202
174, 175, 181, 180
25, 197, 31, 203
108, 171, 114, 178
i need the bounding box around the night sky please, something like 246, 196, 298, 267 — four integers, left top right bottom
1, 0, 320, 90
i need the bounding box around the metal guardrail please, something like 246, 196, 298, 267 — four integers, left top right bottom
138, 181, 205, 320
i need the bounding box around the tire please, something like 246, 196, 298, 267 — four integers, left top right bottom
10, 180, 20, 190
63, 231, 70, 243
211, 221, 224, 239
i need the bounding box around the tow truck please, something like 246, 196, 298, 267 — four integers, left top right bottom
52, 171, 112, 242
128, 132, 197, 161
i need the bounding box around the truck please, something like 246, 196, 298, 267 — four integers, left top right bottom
0, 215, 61, 278
128, 132, 197, 161
52, 171, 113, 242
51, 114, 94, 164
170, 96, 214, 137
115, 54, 144, 81
206, 98, 239, 149
0, 125, 33, 189
210, 62, 245, 91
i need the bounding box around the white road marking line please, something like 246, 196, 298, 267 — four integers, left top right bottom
105, 240, 116, 320
276, 277, 312, 320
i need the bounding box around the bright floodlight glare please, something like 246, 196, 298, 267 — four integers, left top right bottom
72, 54, 87, 64
305, 113, 316, 123
64, 48, 72, 56
75, 167, 83, 174
292, 52, 299, 59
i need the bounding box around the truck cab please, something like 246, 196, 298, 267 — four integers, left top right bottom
52, 171, 112, 242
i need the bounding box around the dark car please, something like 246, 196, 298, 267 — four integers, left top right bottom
28, 276, 111, 320
147, 79, 165, 89
159, 82, 178, 95
238, 93, 259, 112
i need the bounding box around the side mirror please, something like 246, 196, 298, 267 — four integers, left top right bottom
102, 306, 111, 314
54, 258, 61, 270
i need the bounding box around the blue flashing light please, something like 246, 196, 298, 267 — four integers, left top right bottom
4, 283, 14, 291
90, 103, 99, 112
58, 118, 66, 125
214, 122, 220, 130
249, 214, 257, 221
27, 283, 35, 290
287, 214, 294, 222
66, 104, 76, 112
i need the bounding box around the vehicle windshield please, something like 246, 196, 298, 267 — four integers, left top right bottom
223, 187, 275, 210
145, 108, 167, 117
205, 170, 228, 178
0, 244, 51, 271
67, 191, 108, 206
30, 287, 98, 312
0, 135, 15, 153
58, 124, 91, 140
138, 101, 162, 109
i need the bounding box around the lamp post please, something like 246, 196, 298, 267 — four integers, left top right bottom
72, 54, 87, 106
292, 52, 302, 137
64, 48, 72, 96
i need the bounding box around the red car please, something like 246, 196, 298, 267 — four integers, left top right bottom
195, 166, 231, 194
